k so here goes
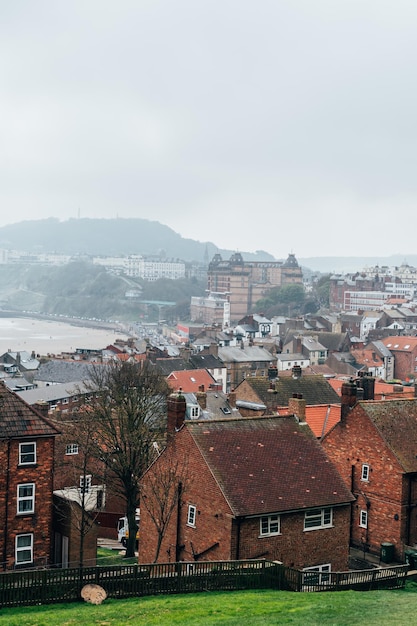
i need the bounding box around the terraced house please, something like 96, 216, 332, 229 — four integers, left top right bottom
0, 382, 60, 569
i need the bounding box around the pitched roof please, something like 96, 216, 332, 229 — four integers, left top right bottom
382, 336, 417, 352
218, 345, 276, 363
374, 381, 415, 400
276, 404, 341, 438
186, 417, 353, 517
153, 357, 192, 376
358, 399, 417, 473
35, 360, 93, 384
0, 382, 60, 439
16, 380, 89, 405
236, 375, 340, 409
167, 369, 217, 393
190, 354, 225, 370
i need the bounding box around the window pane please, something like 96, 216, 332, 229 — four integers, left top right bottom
17, 535, 31, 548
19, 485, 34, 498
20, 443, 36, 464
16, 549, 32, 563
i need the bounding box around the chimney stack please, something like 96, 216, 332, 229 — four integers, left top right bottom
228, 389, 236, 408
167, 390, 187, 435
33, 400, 50, 419
292, 365, 302, 379
288, 393, 306, 422
341, 379, 357, 423
208, 343, 218, 357
196, 385, 207, 410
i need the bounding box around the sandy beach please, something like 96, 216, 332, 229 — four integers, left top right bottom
0, 317, 130, 356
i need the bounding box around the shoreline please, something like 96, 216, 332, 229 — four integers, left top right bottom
0, 314, 134, 357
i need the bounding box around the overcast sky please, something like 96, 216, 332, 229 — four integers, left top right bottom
1, 1, 417, 259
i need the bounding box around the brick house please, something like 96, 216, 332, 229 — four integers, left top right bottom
139, 395, 353, 573
381, 336, 417, 382
232, 371, 340, 417
0, 382, 60, 570
218, 344, 277, 392
322, 381, 417, 562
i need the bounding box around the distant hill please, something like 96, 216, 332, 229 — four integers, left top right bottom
0, 219, 412, 272
0, 218, 275, 263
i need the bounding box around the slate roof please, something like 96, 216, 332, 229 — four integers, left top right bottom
153, 358, 192, 376
0, 350, 40, 371
0, 382, 60, 439
370, 340, 393, 359
186, 417, 353, 517
236, 375, 340, 409
314, 332, 351, 353
358, 399, 417, 473
34, 360, 94, 384
16, 380, 89, 405
190, 354, 225, 370
218, 345, 276, 363
184, 390, 241, 420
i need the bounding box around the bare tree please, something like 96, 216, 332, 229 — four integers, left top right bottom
51, 406, 104, 568
82, 360, 170, 558
141, 449, 188, 563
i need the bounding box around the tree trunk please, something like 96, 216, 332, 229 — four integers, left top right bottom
125, 496, 138, 559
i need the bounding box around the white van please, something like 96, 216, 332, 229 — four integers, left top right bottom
117, 509, 140, 547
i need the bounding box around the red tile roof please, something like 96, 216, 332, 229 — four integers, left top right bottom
0, 382, 60, 439
328, 377, 416, 401
374, 381, 415, 400
167, 369, 217, 393
277, 404, 341, 438
186, 416, 353, 517
382, 336, 417, 351
305, 404, 341, 438
351, 349, 383, 367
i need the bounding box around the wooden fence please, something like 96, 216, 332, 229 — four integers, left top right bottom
0, 560, 409, 608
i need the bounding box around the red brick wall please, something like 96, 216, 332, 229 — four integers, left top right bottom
391, 350, 415, 381
323, 405, 405, 560
139, 428, 233, 564
237, 507, 350, 571
139, 426, 351, 571
0, 437, 55, 569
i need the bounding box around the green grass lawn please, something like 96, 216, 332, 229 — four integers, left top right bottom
96, 546, 137, 566
0, 582, 416, 626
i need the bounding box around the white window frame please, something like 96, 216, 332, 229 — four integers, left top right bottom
80, 475, 92, 494
260, 514, 280, 537
360, 509, 368, 528
361, 464, 370, 482
17, 483, 35, 515
187, 504, 197, 527
304, 507, 333, 531
303, 563, 331, 586
15, 534, 33, 565
19, 442, 36, 465
65, 443, 79, 455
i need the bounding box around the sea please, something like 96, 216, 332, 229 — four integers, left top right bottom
0, 316, 131, 356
